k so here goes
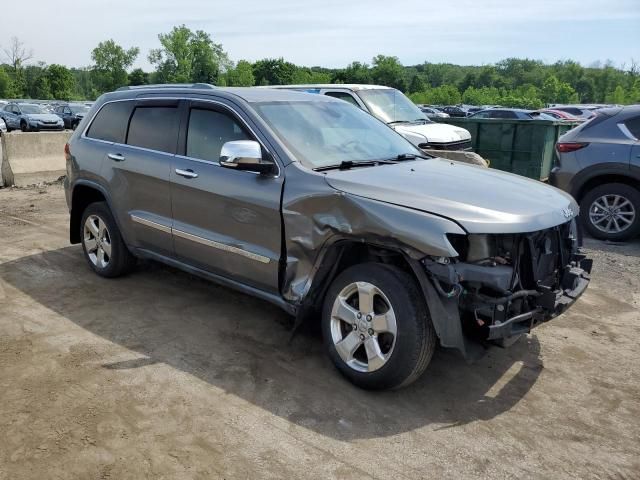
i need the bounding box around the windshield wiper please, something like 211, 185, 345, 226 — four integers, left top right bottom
314, 160, 394, 172
387, 120, 410, 125
390, 153, 433, 161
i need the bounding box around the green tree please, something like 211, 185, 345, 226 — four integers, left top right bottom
148, 25, 230, 84
461, 86, 501, 105
33, 73, 52, 99
226, 60, 255, 86
128, 68, 149, 86
252, 58, 297, 85
24, 64, 48, 98
371, 55, 407, 91
91, 39, 139, 92
606, 85, 626, 104
47, 64, 74, 100
339, 61, 372, 84
408, 75, 425, 94
0, 67, 13, 97
575, 76, 596, 103
290, 67, 331, 84
72, 68, 98, 100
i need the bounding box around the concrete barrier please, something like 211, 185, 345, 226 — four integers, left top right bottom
1, 131, 72, 187
423, 149, 489, 167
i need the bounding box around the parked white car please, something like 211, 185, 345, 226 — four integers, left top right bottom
269, 84, 472, 151
0, 117, 7, 134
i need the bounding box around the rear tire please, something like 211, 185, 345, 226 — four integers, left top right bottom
580, 183, 640, 241
321, 263, 436, 390
80, 202, 136, 278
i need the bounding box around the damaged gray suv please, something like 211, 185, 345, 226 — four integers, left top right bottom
64, 84, 592, 390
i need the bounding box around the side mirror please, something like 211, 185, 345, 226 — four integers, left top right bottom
219, 140, 276, 175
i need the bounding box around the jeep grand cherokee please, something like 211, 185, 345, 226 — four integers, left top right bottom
64, 84, 592, 390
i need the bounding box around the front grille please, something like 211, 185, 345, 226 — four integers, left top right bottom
419, 140, 472, 151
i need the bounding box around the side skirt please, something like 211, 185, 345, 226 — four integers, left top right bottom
133, 247, 298, 316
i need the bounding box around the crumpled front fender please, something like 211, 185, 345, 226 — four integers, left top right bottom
281, 163, 465, 303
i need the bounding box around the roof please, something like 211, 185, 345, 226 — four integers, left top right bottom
261, 84, 393, 91
102, 85, 343, 104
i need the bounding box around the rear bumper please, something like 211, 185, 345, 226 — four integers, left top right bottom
487, 257, 592, 341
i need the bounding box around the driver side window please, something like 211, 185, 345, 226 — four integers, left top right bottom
186, 108, 252, 162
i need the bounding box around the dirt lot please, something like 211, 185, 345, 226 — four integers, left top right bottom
0, 183, 639, 480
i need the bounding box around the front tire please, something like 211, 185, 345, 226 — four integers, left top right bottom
80, 202, 136, 278
321, 263, 436, 390
20, 121, 28, 132
580, 183, 640, 241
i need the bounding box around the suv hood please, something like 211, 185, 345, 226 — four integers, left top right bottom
393, 122, 471, 145
25, 113, 62, 122
323, 159, 578, 234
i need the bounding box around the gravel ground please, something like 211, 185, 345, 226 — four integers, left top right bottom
0, 183, 639, 480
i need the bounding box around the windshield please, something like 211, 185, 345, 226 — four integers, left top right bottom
253, 100, 424, 169
70, 105, 88, 114
356, 89, 429, 124
20, 104, 46, 114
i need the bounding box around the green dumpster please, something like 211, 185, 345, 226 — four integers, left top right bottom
433, 118, 581, 180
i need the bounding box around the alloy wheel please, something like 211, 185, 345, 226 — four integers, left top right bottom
589, 194, 636, 235
329, 281, 397, 373
83, 214, 112, 269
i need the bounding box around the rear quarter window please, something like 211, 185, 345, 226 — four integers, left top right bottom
86, 102, 133, 143
624, 116, 640, 139
126, 106, 179, 154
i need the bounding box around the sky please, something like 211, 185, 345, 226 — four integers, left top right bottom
2, 0, 639, 70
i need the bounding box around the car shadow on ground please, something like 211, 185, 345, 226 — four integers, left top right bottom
1, 246, 545, 441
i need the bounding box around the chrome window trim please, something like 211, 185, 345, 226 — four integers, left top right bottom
130, 214, 172, 234
174, 154, 219, 166
130, 214, 270, 264
123, 142, 177, 157
81, 96, 281, 177
173, 229, 271, 264
618, 122, 638, 141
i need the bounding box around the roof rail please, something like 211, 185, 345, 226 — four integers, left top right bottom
116, 83, 216, 91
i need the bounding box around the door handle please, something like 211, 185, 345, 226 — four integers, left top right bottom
175, 168, 198, 179
108, 153, 125, 162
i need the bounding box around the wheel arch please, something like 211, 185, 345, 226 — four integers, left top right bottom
295, 238, 473, 359
300, 239, 420, 313
69, 181, 118, 244
572, 164, 640, 202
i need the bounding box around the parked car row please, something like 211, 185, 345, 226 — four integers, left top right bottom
0, 101, 92, 132
0, 102, 65, 132
420, 104, 615, 121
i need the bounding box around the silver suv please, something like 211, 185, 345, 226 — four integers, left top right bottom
64, 84, 592, 390
551, 106, 640, 241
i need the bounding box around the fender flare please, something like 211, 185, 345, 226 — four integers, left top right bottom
570, 162, 640, 200
69, 179, 130, 245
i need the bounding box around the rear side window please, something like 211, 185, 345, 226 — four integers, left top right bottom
126, 106, 179, 154
624, 116, 640, 139
324, 92, 360, 108
186, 108, 251, 162
86, 102, 133, 143
559, 107, 583, 115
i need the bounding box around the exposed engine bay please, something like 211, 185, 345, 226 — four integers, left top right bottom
423, 220, 593, 343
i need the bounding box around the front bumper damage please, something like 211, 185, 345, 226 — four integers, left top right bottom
484, 257, 591, 340
421, 221, 592, 348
